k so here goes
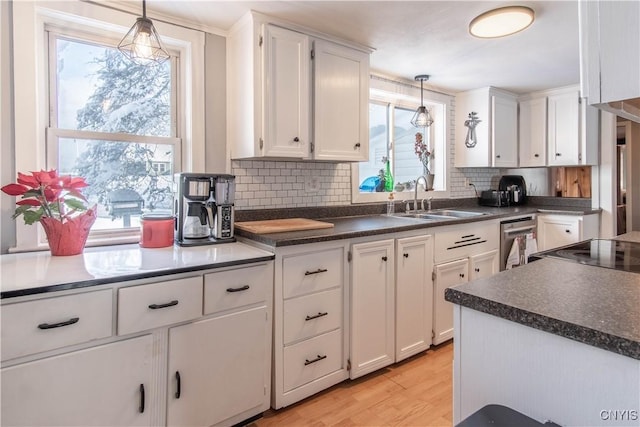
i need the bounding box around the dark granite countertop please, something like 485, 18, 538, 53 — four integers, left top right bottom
236, 204, 601, 247
445, 258, 640, 360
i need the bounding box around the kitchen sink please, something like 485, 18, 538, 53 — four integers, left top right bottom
391, 213, 455, 221
429, 209, 488, 218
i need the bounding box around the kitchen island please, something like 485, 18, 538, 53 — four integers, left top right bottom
445, 233, 640, 426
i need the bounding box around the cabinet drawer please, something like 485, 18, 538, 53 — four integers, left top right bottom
1, 289, 112, 361
204, 263, 271, 315
118, 276, 202, 335
283, 329, 342, 392
283, 247, 343, 299
283, 288, 341, 345
434, 222, 499, 264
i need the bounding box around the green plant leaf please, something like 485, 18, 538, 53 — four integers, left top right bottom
65, 198, 87, 211
22, 208, 44, 225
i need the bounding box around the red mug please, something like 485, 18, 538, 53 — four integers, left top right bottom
140, 214, 175, 248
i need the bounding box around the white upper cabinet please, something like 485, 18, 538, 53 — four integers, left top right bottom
547, 87, 598, 166
227, 12, 370, 161
455, 87, 518, 168
518, 96, 547, 167
312, 39, 369, 161
263, 25, 310, 158
579, 0, 640, 106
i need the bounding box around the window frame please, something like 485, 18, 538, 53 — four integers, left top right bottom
10, 1, 204, 252
351, 82, 451, 204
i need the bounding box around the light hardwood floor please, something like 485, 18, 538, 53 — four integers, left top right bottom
253, 341, 453, 427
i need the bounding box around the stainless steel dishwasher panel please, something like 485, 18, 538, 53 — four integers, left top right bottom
500, 215, 537, 271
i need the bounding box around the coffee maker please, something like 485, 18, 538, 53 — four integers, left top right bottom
174, 173, 236, 246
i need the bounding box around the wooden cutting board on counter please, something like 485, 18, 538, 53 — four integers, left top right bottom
234, 218, 334, 234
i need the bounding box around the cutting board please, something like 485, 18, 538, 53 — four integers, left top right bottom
235, 218, 334, 234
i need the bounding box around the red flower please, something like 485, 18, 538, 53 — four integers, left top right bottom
1, 169, 90, 225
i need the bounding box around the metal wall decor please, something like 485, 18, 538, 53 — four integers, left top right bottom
464, 112, 481, 148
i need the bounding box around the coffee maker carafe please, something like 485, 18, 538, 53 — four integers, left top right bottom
174, 173, 236, 246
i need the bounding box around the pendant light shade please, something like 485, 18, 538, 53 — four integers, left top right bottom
411, 75, 434, 128
118, 0, 170, 65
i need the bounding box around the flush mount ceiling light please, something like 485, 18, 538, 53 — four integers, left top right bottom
411, 75, 434, 128
118, 0, 170, 65
469, 6, 535, 38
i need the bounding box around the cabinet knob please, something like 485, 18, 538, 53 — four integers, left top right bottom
475, 268, 480, 273
556, 152, 562, 157
459, 273, 465, 278
496, 154, 501, 158
381, 256, 388, 262
403, 253, 409, 258
565, 229, 571, 233
293, 137, 300, 142
354, 142, 361, 149
534, 154, 539, 158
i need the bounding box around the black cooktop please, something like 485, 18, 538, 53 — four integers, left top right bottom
530, 239, 640, 273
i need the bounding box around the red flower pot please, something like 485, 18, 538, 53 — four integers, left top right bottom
40, 207, 97, 256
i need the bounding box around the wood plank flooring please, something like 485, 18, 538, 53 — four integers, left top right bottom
253, 341, 453, 427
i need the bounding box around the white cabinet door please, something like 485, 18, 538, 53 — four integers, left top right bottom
537, 216, 581, 251
455, 88, 518, 167
469, 250, 499, 281
313, 39, 369, 161
350, 239, 394, 379
263, 25, 310, 158
548, 90, 580, 166
1, 335, 154, 427
433, 258, 469, 345
167, 306, 269, 427
396, 235, 434, 362
492, 95, 518, 167
519, 97, 547, 167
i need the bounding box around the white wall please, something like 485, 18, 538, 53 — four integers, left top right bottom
204, 33, 227, 173
1, 1, 16, 253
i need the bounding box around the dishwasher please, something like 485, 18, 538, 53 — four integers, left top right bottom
500, 215, 537, 271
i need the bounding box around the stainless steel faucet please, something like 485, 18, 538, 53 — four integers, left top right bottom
414, 175, 428, 212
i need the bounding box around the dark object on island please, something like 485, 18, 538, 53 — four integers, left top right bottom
478, 190, 510, 207
456, 404, 560, 427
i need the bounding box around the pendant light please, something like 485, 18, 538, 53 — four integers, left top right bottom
411, 75, 434, 128
118, 0, 170, 65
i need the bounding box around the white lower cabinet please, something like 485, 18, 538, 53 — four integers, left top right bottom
433, 259, 469, 345
1, 335, 154, 427
395, 235, 434, 362
1, 260, 273, 427
167, 306, 269, 427
537, 214, 599, 251
432, 221, 500, 345
350, 239, 395, 379
271, 242, 349, 409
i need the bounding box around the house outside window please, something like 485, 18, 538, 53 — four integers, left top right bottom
352, 75, 450, 204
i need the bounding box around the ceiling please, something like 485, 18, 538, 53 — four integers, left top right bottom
144, 1, 580, 95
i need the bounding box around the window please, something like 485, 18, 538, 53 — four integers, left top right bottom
48, 33, 180, 234
10, 1, 204, 251
352, 76, 450, 203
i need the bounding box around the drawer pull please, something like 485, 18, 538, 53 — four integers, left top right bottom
148, 300, 179, 310
305, 312, 329, 321
175, 371, 181, 399
304, 354, 327, 366
304, 268, 328, 276
382, 256, 388, 261
226, 285, 250, 293
37, 317, 79, 330
139, 384, 145, 413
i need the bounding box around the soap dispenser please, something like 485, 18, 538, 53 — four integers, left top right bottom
387, 192, 395, 215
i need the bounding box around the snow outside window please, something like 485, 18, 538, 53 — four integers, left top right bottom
48, 33, 180, 235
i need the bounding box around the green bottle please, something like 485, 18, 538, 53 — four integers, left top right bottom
384, 159, 394, 192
